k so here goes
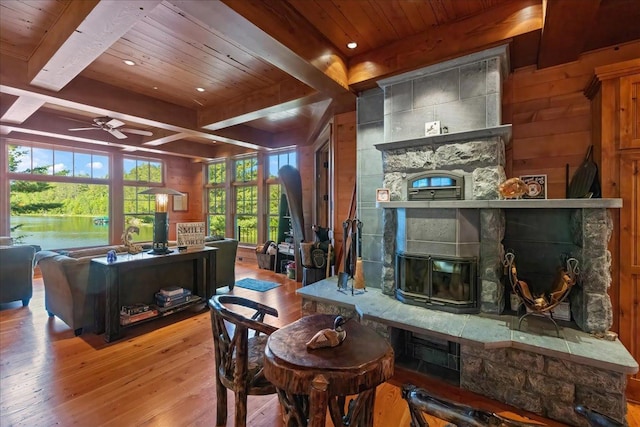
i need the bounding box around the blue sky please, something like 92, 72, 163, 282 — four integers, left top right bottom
16, 146, 108, 178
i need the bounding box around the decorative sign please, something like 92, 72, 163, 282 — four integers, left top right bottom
424, 121, 441, 136
176, 222, 205, 248
519, 174, 547, 199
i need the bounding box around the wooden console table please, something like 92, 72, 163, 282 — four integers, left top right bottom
91, 247, 216, 342
264, 314, 394, 426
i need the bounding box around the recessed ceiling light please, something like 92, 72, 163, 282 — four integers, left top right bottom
153, 86, 158, 90
123, 59, 136, 66
196, 87, 205, 92
347, 42, 357, 49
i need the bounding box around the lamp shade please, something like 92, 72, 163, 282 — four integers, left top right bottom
138, 187, 184, 196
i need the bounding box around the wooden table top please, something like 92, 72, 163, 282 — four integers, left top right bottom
266, 314, 391, 370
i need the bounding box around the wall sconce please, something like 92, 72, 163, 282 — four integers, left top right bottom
138, 187, 184, 255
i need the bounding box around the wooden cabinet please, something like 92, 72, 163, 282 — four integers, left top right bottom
586, 58, 640, 401
620, 74, 640, 149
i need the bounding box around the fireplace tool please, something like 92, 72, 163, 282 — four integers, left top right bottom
504, 250, 579, 337
337, 218, 365, 295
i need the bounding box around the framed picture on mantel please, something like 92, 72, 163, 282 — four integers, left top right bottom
520, 175, 547, 199
173, 193, 188, 211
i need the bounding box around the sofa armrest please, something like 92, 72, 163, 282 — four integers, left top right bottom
0, 245, 36, 304
205, 238, 238, 288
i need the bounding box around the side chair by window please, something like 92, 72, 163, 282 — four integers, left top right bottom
209, 295, 279, 427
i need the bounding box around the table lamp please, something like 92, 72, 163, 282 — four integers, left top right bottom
138, 187, 184, 254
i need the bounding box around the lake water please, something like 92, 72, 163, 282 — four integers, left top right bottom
10, 216, 153, 250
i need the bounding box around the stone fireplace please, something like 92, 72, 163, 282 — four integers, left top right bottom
369, 45, 615, 335
306, 45, 639, 425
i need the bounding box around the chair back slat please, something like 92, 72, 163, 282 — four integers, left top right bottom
208, 294, 279, 427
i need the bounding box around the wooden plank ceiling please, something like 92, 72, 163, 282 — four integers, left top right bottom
0, 0, 639, 160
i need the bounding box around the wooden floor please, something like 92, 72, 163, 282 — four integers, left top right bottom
1, 260, 638, 426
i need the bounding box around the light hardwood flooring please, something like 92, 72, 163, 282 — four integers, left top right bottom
1, 260, 638, 426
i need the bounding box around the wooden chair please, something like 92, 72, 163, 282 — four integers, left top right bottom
209, 295, 279, 427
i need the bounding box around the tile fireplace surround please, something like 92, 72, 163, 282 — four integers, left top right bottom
347, 46, 638, 425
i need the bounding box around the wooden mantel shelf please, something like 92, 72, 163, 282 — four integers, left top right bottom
377, 198, 622, 209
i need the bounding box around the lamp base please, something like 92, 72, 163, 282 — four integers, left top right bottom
147, 248, 173, 255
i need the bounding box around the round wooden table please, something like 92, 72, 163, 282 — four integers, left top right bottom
263, 314, 394, 427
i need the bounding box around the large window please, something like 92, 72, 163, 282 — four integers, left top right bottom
267, 151, 297, 178
7, 143, 110, 249
266, 151, 296, 241
206, 161, 226, 237
205, 150, 296, 246
234, 157, 258, 244
123, 156, 164, 242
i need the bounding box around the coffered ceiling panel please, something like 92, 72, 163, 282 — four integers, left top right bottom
80, 1, 297, 109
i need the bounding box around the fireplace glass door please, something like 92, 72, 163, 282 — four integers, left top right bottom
396, 253, 478, 313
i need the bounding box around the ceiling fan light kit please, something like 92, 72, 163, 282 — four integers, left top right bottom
68, 116, 152, 140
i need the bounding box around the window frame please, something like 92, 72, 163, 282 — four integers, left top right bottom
204, 149, 297, 247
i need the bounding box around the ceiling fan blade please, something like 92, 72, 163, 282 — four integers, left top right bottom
68, 127, 99, 131
120, 128, 153, 137
108, 128, 128, 139
105, 118, 125, 128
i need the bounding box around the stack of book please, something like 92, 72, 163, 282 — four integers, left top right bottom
120, 303, 158, 325
155, 286, 200, 315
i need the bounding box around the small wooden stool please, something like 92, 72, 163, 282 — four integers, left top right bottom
264, 314, 394, 427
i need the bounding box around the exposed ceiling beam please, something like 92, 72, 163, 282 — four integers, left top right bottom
1, 127, 216, 160
509, 30, 542, 70
1, 111, 221, 161
348, 0, 543, 90
172, 0, 354, 100
142, 131, 190, 147
537, 0, 601, 69
199, 79, 323, 130
29, 0, 163, 91
1, 96, 45, 124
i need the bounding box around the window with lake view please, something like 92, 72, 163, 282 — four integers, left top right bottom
8, 143, 111, 250
6, 143, 166, 250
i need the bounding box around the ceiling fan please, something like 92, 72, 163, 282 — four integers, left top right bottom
68, 116, 153, 140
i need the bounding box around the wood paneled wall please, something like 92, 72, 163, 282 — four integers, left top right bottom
332, 111, 357, 271
503, 40, 640, 198
164, 156, 204, 241
298, 144, 315, 244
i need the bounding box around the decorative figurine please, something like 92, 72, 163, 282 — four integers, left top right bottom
306, 316, 347, 350
498, 177, 528, 199
106, 250, 117, 264
121, 225, 142, 254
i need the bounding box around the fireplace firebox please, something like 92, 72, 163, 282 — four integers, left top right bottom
396, 252, 478, 313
